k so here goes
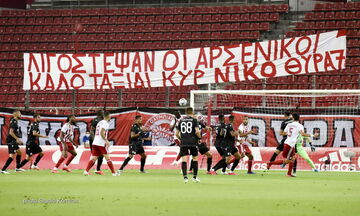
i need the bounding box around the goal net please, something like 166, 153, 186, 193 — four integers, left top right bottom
190, 89, 360, 171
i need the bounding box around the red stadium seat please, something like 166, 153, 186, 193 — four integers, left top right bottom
314, 3, 324, 11
304, 12, 314, 21
334, 11, 345, 20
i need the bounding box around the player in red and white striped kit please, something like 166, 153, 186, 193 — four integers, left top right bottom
237, 116, 256, 174
84, 112, 118, 176
52, 115, 78, 173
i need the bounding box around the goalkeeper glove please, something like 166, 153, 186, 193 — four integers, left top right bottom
309, 143, 316, 152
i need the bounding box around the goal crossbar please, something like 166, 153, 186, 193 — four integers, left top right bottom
190, 89, 360, 108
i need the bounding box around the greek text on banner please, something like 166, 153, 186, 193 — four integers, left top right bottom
23, 30, 346, 90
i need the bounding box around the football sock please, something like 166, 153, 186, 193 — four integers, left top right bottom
222, 164, 227, 173
231, 159, 240, 171
270, 152, 278, 162
288, 162, 294, 175
55, 157, 65, 168
2, 157, 13, 171
293, 159, 297, 173
96, 155, 104, 171
86, 160, 95, 172
120, 157, 131, 170
107, 160, 115, 174
212, 159, 225, 171
18, 159, 29, 168
140, 157, 146, 171
16, 155, 21, 167
34, 154, 43, 166
193, 161, 198, 178
181, 162, 187, 177
248, 160, 253, 173
65, 154, 75, 166
222, 159, 227, 172
207, 157, 212, 172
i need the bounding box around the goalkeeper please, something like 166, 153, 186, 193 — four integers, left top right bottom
292, 134, 319, 175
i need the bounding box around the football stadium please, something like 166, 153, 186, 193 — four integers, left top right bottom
1, 0, 360, 216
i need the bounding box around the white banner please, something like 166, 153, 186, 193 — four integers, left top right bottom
23, 30, 346, 90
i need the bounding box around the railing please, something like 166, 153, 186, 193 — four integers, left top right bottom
30, 0, 288, 9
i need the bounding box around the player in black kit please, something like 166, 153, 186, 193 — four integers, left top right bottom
1, 110, 24, 174
90, 110, 105, 175
118, 115, 148, 173
223, 115, 242, 175
267, 111, 293, 170
188, 118, 213, 174
17, 114, 48, 170
209, 115, 228, 175
210, 115, 240, 175
176, 107, 201, 183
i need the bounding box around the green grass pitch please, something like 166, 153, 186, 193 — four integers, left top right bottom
1, 169, 359, 216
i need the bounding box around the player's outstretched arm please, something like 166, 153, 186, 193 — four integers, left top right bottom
143, 134, 152, 141
230, 130, 238, 137
305, 137, 316, 152
300, 130, 319, 138
248, 140, 257, 146
279, 130, 287, 136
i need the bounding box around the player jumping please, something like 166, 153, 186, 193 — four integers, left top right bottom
84, 112, 118, 176
118, 115, 148, 173
17, 114, 48, 170
1, 110, 24, 174
176, 107, 201, 183
52, 115, 78, 173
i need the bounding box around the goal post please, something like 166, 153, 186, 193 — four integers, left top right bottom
190, 88, 360, 148
190, 89, 360, 171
